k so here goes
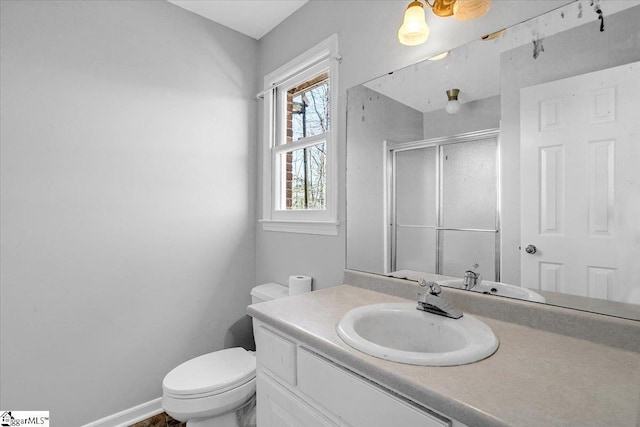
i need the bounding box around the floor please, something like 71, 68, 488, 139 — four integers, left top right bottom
129, 412, 185, 427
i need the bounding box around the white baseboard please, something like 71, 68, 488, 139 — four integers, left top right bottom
81, 397, 163, 427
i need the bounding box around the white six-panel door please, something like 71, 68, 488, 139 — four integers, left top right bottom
520, 61, 640, 303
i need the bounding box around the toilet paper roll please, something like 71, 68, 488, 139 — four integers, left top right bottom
288, 275, 312, 295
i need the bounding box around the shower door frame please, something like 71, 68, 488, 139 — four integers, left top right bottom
384, 128, 501, 279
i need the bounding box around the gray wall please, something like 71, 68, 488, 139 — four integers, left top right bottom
0, 1, 257, 425
346, 86, 424, 274
255, 0, 570, 291
500, 6, 640, 284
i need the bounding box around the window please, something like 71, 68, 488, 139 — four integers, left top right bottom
260, 35, 339, 235
281, 72, 329, 211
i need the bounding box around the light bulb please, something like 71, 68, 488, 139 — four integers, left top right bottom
445, 100, 461, 115
398, 1, 429, 46
453, 0, 491, 21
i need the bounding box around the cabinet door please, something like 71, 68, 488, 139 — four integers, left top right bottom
257, 373, 337, 427
297, 348, 451, 427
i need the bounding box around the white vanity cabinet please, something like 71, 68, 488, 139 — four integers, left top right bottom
254, 321, 462, 427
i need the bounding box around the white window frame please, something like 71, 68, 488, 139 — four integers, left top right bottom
259, 35, 340, 235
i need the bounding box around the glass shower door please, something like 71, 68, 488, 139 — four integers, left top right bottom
439, 138, 499, 280
393, 146, 437, 274
391, 134, 499, 280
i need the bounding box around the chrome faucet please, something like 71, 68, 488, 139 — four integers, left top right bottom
463, 263, 481, 290
417, 279, 463, 319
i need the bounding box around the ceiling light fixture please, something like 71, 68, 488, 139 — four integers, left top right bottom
427, 51, 450, 61
481, 28, 506, 41
397, 1, 430, 46
445, 89, 461, 115
452, 0, 491, 21
398, 0, 491, 46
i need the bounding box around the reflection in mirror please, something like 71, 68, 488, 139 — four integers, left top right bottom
389, 131, 499, 281
346, 1, 640, 320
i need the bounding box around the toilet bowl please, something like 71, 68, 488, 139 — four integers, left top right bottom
161, 283, 290, 427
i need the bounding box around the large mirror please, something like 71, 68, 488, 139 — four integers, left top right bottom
346, 1, 640, 320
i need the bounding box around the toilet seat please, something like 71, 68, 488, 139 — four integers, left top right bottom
163, 348, 256, 400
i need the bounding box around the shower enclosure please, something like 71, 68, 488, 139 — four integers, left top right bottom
387, 130, 500, 281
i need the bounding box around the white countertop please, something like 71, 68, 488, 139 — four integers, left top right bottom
247, 285, 640, 427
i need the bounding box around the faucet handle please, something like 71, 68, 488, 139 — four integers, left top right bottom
419, 279, 441, 295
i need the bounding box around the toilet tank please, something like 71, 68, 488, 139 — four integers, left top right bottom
250, 283, 289, 304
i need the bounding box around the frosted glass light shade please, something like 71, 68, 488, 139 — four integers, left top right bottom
398, 1, 429, 46
453, 0, 491, 21
445, 100, 461, 114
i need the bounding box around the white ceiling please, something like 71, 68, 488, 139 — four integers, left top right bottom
167, 0, 308, 40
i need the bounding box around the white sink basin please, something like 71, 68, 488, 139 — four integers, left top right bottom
439, 279, 546, 303
337, 303, 499, 366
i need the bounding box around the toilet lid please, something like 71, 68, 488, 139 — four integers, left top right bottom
163, 347, 256, 396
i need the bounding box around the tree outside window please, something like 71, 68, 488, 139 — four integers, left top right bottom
285, 72, 329, 210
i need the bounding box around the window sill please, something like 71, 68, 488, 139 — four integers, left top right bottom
259, 219, 340, 236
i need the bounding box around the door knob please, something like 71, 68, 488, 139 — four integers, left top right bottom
525, 244, 537, 254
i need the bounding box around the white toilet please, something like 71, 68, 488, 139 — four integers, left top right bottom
162, 283, 290, 427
